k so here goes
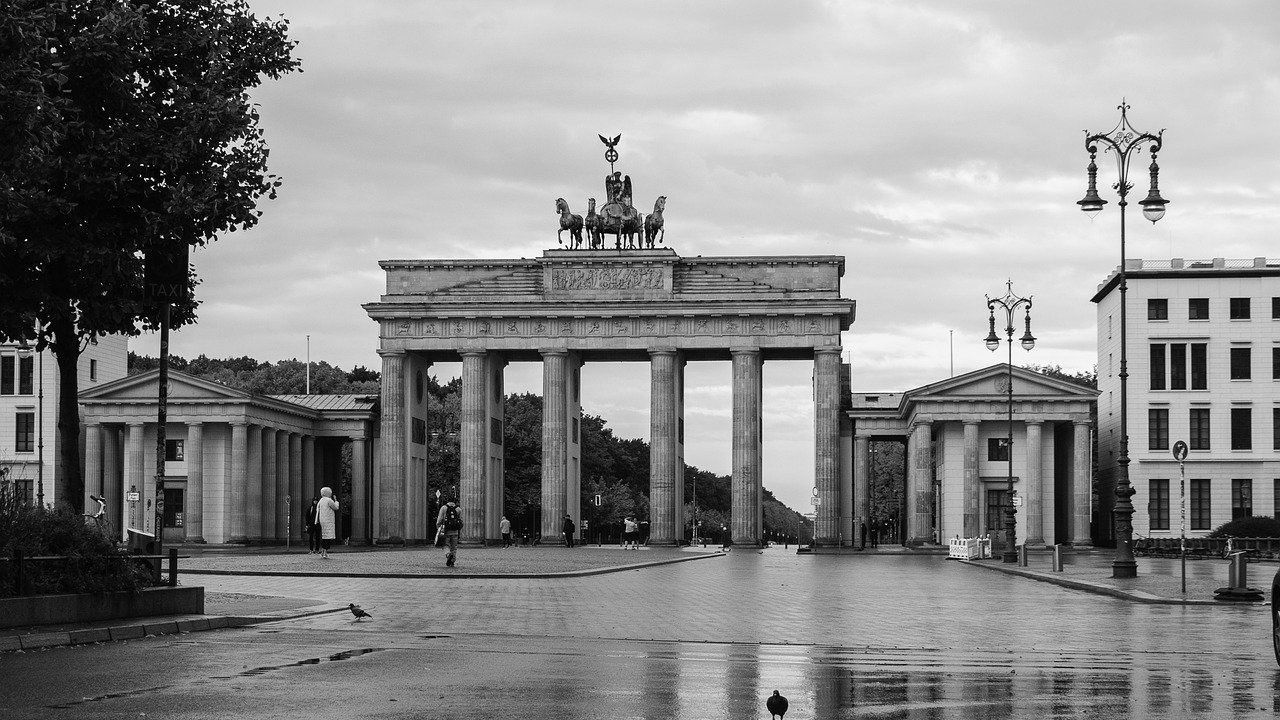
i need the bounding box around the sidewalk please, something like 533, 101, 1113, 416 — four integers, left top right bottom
961, 548, 1279, 606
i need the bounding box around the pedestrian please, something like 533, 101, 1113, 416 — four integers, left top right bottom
500, 515, 512, 548
860, 519, 868, 551
316, 487, 340, 559
304, 496, 320, 554
623, 515, 639, 550
562, 513, 576, 547
870, 524, 879, 548
436, 498, 462, 566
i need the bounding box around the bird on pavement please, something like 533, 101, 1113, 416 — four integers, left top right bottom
348, 603, 373, 621
766, 690, 788, 719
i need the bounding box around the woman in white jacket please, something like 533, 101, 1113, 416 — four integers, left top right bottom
317, 486, 340, 558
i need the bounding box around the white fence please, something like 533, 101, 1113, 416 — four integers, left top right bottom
948, 536, 991, 560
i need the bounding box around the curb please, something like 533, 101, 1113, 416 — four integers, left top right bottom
180, 549, 726, 580
0, 603, 347, 654
958, 559, 1266, 606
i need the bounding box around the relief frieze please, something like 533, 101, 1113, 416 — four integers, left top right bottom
550, 267, 666, 292
385, 314, 833, 340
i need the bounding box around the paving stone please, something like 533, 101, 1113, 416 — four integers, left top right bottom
143, 621, 179, 636
19, 632, 69, 650
109, 625, 145, 641
68, 627, 112, 644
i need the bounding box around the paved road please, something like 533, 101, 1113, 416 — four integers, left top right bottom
3, 548, 1276, 719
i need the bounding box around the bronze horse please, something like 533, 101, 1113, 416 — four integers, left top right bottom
584, 198, 601, 249
555, 198, 584, 248
643, 195, 666, 248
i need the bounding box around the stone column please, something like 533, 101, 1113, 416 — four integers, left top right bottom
103, 427, 122, 541
540, 350, 569, 544
124, 422, 145, 533
272, 430, 288, 541
460, 349, 488, 543
649, 349, 679, 545
839, 416, 854, 546
907, 421, 934, 544
287, 432, 302, 541
247, 426, 265, 542
1024, 421, 1044, 546
813, 348, 842, 546
853, 433, 871, 541
1072, 420, 1093, 546
962, 420, 980, 538
377, 350, 406, 540
351, 437, 369, 544
731, 348, 763, 546
302, 435, 315, 502
84, 422, 102, 511
228, 421, 248, 543
185, 423, 205, 543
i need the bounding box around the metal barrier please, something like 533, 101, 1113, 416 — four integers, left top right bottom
1136, 536, 1280, 559
5, 547, 187, 596
948, 537, 985, 560
1214, 551, 1264, 601
1052, 544, 1064, 572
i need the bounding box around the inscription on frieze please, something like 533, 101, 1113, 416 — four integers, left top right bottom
551, 267, 665, 291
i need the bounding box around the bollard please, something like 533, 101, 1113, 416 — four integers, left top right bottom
1214, 551, 1264, 601
1052, 543, 1064, 572
1018, 544, 1028, 567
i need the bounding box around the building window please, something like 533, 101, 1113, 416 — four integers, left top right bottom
1231, 479, 1253, 519
986, 487, 1010, 534
15, 412, 35, 452
1148, 408, 1169, 450
1188, 298, 1209, 320
410, 417, 426, 445
1169, 344, 1186, 390
1273, 297, 1280, 319
987, 437, 1009, 461
17, 355, 33, 395
490, 417, 503, 445
1229, 297, 1251, 320
1190, 344, 1207, 390
164, 439, 185, 462
1275, 408, 1280, 451
0, 356, 12, 395
1149, 344, 1165, 390
1229, 347, 1251, 380
1231, 408, 1252, 450
1190, 479, 1211, 530
572, 417, 579, 444
1275, 479, 1280, 518
1148, 479, 1170, 531
1148, 298, 1168, 320
90, 359, 97, 381
14, 479, 32, 504
1190, 409, 1211, 450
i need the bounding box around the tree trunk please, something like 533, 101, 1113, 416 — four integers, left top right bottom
51, 314, 83, 513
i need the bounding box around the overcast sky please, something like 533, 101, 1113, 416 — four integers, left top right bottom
137, 1, 1280, 512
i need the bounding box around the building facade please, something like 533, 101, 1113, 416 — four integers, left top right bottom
0, 336, 127, 507
1093, 257, 1280, 539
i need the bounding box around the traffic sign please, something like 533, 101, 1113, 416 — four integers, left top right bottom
1172, 440, 1188, 462
127, 492, 140, 502
810, 496, 822, 506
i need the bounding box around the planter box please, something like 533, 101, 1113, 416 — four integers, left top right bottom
0, 586, 204, 629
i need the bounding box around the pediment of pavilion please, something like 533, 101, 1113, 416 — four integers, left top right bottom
80, 369, 251, 402
902, 365, 1097, 424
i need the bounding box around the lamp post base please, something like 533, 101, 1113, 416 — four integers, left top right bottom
1002, 550, 1018, 563
1111, 560, 1137, 578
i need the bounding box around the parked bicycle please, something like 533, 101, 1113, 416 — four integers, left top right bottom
84, 494, 118, 547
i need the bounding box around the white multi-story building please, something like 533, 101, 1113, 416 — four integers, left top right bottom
1094, 257, 1280, 540
0, 336, 127, 507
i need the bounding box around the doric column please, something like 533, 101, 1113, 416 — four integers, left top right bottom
228, 421, 248, 543
249, 426, 267, 542
853, 433, 871, 539
287, 433, 302, 540
302, 434, 315, 504
731, 348, 763, 546
270, 430, 287, 541
351, 437, 369, 544
377, 350, 406, 540
103, 427, 122, 541
1025, 421, 1044, 546
124, 422, 145, 533
185, 423, 205, 543
813, 348, 842, 545
907, 421, 934, 544
1072, 420, 1093, 546
962, 420, 980, 538
649, 348, 679, 545
460, 349, 488, 543
84, 422, 102, 511
839, 416, 854, 546
540, 350, 569, 543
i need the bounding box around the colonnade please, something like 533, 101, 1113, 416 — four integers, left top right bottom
377, 345, 846, 547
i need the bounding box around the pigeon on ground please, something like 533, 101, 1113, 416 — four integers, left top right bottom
348, 603, 372, 621
766, 690, 788, 719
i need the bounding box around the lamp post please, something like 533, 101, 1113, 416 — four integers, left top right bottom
985, 281, 1035, 563
1078, 101, 1168, 579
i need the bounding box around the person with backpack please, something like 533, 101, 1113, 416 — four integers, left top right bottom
561, 513, 576, 548
436, 499, 463, 566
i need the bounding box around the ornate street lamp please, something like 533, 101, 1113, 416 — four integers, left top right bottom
986, 281, 1035, 563
1079, 101, 1167, 579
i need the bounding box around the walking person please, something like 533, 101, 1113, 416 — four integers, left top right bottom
436, 498, 462, 566
304, 496, 321, 554
623, 515, 639, 550
500, 515, 512, 548
870, 523, 879, 548
316, 487, 340, 559
562, 514, 576, 548
860, 519, 868, 551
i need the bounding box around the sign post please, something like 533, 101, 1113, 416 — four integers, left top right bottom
1172, 440, 1189, 594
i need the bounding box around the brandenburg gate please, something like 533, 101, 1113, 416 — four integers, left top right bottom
364, 248, 856, 546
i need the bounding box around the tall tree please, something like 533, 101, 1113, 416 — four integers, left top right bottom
0, 1, 300, 509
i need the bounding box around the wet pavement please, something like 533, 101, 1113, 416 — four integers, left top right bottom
2, 546, 1277, 718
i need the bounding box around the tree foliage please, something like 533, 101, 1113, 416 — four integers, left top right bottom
1208, 515, 1280, 539
1025, 363, 1098, 390
129, 352, 379, 395
0, 1, 300, 510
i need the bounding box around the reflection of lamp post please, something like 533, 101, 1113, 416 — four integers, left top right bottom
985, 280, 1035, 563
1078, 101, 1168, 580
16, 343, 42, 506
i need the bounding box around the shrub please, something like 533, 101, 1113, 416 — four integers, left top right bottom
0, 485, 154, 598
1206, 515, 1280, 539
